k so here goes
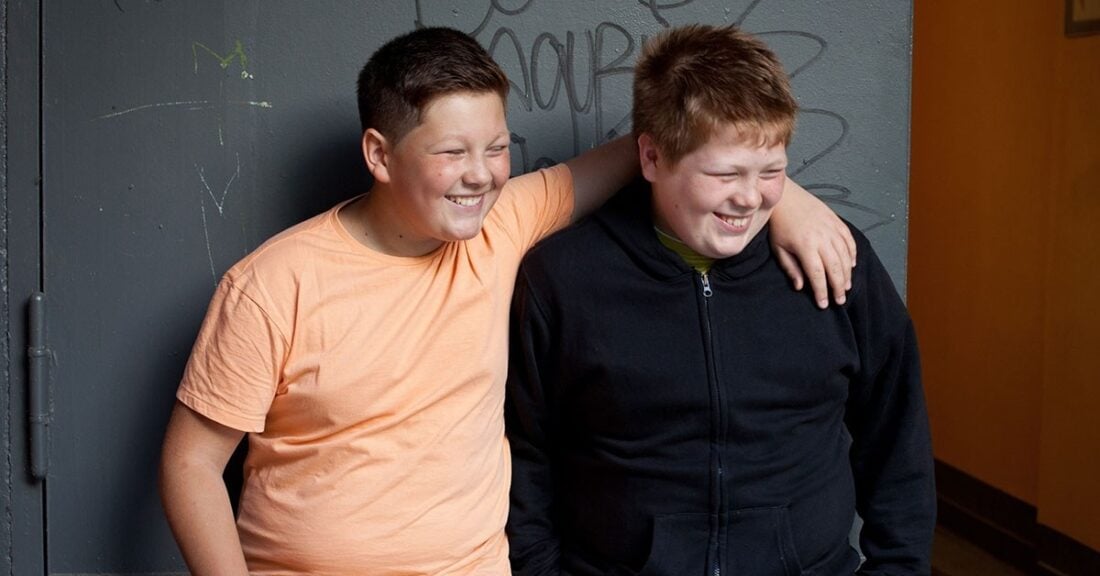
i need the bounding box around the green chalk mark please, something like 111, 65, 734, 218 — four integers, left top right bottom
192, 39, 253, 79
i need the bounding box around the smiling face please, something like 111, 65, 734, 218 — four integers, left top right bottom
359, 90, 511, 256
641, 123, 788, 259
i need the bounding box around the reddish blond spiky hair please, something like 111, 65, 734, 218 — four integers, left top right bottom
633, 24, 798, 164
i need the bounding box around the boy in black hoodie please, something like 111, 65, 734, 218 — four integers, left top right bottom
506, 24, 935, 576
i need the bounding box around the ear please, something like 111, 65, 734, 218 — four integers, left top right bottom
362, 128, 392, 184
637, 133, 661, 183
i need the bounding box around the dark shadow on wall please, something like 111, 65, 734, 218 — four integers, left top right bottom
289, 133, 372, 223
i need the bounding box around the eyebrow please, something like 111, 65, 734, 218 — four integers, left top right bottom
433, 130, 510, 142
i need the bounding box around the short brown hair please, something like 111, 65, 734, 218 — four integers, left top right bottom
357, 27, 510, 142
633, 24, 797, 164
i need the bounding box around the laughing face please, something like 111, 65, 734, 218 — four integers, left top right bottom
358, 90, 511, 257
640, 124, 788, 259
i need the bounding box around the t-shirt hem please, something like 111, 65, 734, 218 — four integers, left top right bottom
177, 388, 266, 433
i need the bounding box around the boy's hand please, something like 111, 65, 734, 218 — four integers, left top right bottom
770, 179, 857, 309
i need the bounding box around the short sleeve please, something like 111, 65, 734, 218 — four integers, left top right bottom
177, 277, 288, 433
491, 164, 575, 254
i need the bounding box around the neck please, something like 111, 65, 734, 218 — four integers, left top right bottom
654, 226, 714, 273
338, 184, 444, 257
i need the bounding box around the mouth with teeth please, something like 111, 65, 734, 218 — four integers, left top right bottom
446, 194, 484, 208
715, 213, 751, 232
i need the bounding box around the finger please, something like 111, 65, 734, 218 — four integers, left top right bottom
803, 255, 830, 309
831, 235, 853, 291
774, 247, 805, 291
838, 221, 857, 266
823, 243, 848, 306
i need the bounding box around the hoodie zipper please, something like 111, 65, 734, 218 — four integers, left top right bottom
699, 271, 722, 576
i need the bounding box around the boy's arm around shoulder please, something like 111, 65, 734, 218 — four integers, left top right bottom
564, 135, 639, 222
506, 261, 565, 576
843, 229, 936, 576
770, 178, 858, 309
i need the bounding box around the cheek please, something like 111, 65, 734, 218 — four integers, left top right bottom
489, 153, 511, 184
760, 179, 785, 208
695, 184, 731, 214
425, 158, 457, 182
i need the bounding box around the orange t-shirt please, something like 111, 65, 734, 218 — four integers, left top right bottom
177, 165, 574, 575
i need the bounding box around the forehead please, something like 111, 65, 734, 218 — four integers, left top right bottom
685, 124, 788, 164
397, 91, 508, 147
419, 91, 506, 125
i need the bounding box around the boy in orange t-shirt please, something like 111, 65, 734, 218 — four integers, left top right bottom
158, 26, 855, 575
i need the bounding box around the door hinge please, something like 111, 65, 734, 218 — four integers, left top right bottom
28, 291, 51, 480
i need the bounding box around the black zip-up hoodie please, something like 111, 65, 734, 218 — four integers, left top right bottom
506, 183, 935, 576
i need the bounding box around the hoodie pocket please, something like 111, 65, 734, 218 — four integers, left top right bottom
635, 512, 711, 576
726, 505, 805, 576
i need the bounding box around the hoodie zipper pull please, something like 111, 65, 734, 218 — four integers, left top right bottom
700, 272, 713, 298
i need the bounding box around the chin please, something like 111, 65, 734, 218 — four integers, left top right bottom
709, 243, 749, 259
446, 223, 487, 242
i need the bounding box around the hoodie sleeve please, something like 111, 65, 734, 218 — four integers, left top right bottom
844, 231, 936, 576
506, 261, 564, 576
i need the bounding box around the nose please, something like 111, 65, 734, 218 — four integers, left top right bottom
462, 154, 493, 189
730, 177, 763, 210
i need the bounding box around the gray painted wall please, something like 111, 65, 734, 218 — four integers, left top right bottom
3, 1, 912, 573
